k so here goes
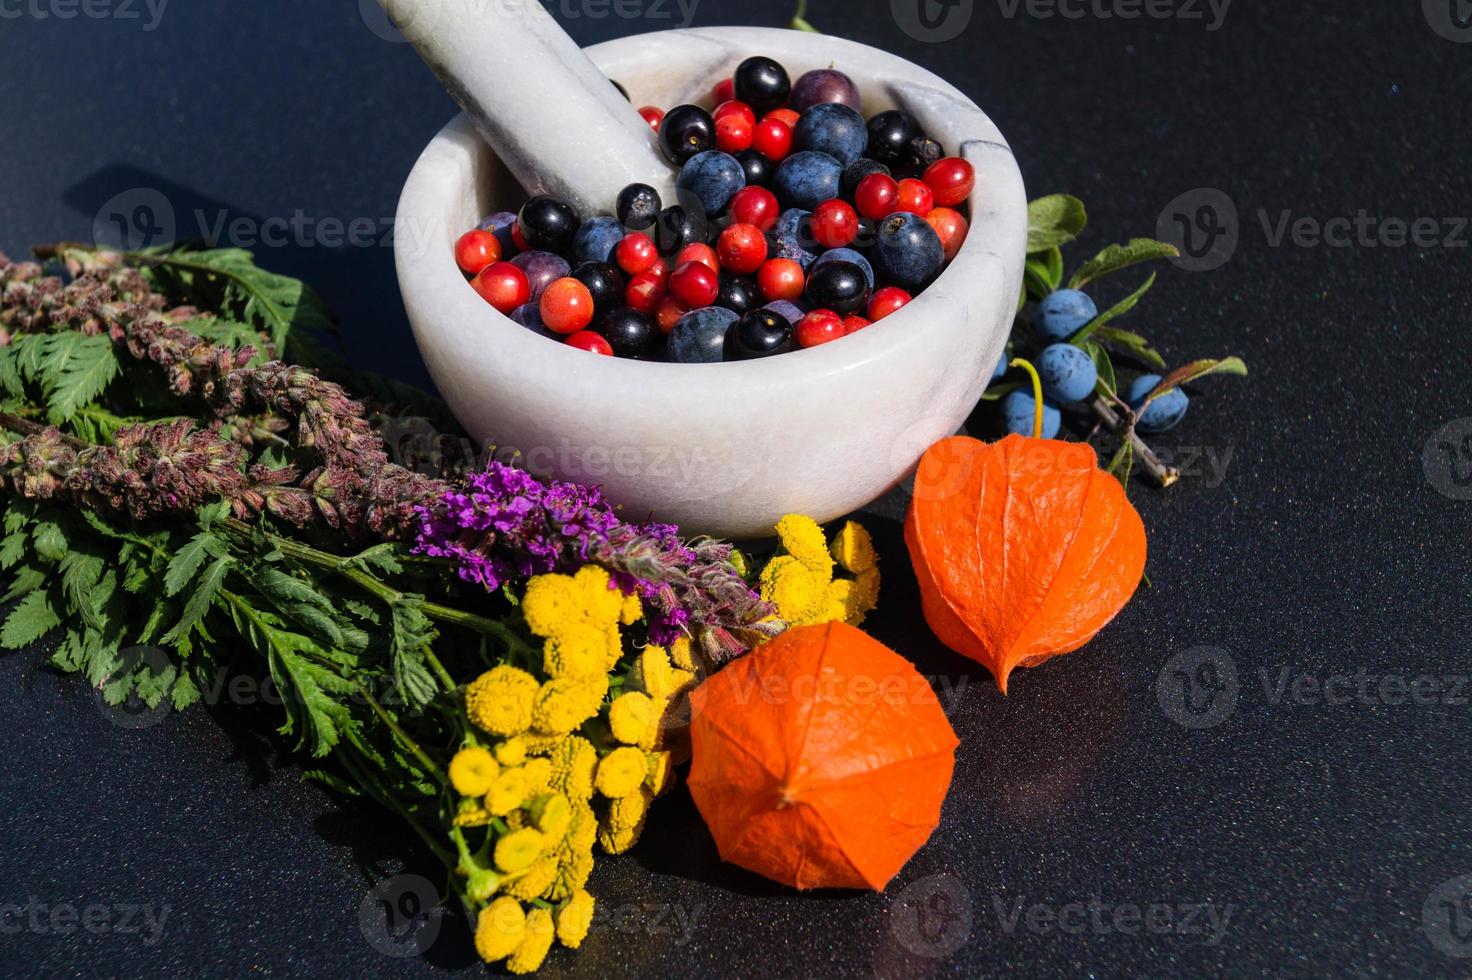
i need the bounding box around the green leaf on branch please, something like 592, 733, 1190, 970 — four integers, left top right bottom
1140, 357, 1250, 407
162, 554, 231, 644
38, 333, 119, 424
1068, 239, 1179, 290
1, 588, 62, 649
165, 532, 223, 596
1027, 195, 1088, 253
1092, 325, 1167, 369
1079, 339, 1117, 397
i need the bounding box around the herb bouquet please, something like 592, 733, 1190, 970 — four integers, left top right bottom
0, 243, 779, 971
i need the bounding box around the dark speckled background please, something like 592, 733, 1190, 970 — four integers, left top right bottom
2, 1, 1470, 976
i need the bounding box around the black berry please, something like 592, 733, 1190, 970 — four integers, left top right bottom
842, 158, 891, 199
733, 56, 791, 115
598, 307, 658, 358
716, 274, 760, 315
571, 261, 625, 316
658, 105, 715, 165
804, 260, 870, 316
617, 183, 662, 230
734, 149, 774, 188
724, 309, 794, 360
516, 196, 580, 254
865, 110, 917, 166
654, 205, 705, 255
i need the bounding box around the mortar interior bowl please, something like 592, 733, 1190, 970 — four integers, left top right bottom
394, 26, 1027, 539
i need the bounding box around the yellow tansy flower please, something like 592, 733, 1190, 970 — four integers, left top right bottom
775, 513, 834, 576
521, 574, 579, 638
503, 857, 558, 901
449, 746, 500, 797
573, 565, 622, 626
595, 746, 647, 799
529, 792, 572, 838
630, 645, 677, 699
760, 555, 825, 623
494, 737, 527, 767
618, 591, 643, 626
521, 756, 553, 796
607, 691, 655, 745
830, 520, 878, 573
556, 890, 595, 949
474, 897, 525, 963
508, 906, 556, 974
550, 736, 597, 800
466, 665, 538, 737
549, 840, 594, 902
598, 788, 652, 854
533, 675, 607, 735
486, 766, 528, 816
495, 828, 546, 873
542, 624, 607, 679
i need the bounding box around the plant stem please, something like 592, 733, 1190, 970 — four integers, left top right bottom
1088, 396, 1180, 487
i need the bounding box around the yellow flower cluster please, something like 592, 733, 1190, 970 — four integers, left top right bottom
758, 515, 880, 627
451, 565, 695, 971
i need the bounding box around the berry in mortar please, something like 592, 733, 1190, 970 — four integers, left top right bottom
472, 261, 531, 315
616, 183, 661, 231
669, 260, 720, 309
572, 215, 624, 265
789, 68, 861, 112
796, 309, 846, 349
670, 307, 739, 364
794, 103, 869, 167
571, 261, 625, 317
455, 229, 500, 276
717, 274, 761, 315
757, 258, 805, 302
658, 105, 715, 165
770, 208, 820, 269
677, 150, 747, 216
516, 196, 579, 254
540, 277, 595, 335
734, 56, 791, 114
565, 330, 613, 356
804, 260, 870, 317
872, 212, 944, 291
734, 149, 774, 188
510, 251, 571, 302
774, 151, 844, 211
654, 205, 704, 255
812, 199, 859, 248
598, 307, 659, 359
751, 118, 794, 162
615, 233, 659, 276
866, 110, 917, 166
725, 308, 795, 360
813, 247, 875, 291
730, 185, 780, 230
842, 158, 890, 198
675, 242, 720, 273
717, 224, 768, 276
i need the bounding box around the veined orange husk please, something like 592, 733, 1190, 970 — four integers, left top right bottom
687, 622, 958, 891
904, 434, 1147, 693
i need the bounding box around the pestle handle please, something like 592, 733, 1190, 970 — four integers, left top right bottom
380, 0, 678, 218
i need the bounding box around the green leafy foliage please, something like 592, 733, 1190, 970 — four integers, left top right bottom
1138, 357, 1250, 407
1068, 239, 1179, 290
1027, 195, 1088, 253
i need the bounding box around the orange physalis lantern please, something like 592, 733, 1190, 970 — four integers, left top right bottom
904, 433, 1147, 693
687, 622, 958, 891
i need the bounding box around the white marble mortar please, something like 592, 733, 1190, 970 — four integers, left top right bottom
393, 26, 1027, 539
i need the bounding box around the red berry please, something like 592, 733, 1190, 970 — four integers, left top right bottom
715, 114, 754, 153
711, 78, 735, 105
854, 173, 900, 220
923, 157, 976, 207
756, 258, 805, 302
540, 277, 596, 334
510, 223, 531, 252
896, 178, 935, 216
751, 119, 793, 161
565, 330, 613, 355
925, 207, 970, 261
713, 100, 756, 127
454, 229, 501, 276
796, 309, 845, 349
646, 255, 671, 282
811, 199, 859, 248
867, 286, 913, 321
730, 186, 781, 230
637, 106, 664, 131
716, 224, 769, 275
842, 315, 871, 335
675, 242, 720, 273
668, 261, 720, 308
470, 262, 530, 315
615, 233, 658, 275
625, 271, 668, 314
655, 297, 690, 335
764, 108, 800, 128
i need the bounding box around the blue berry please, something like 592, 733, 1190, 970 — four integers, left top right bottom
1035, 289, 1097, 342
1001, 389, 1062, 439
812, 247, 874, 290
670, 307, 739, 363
872, 212, 944, 291
773, 151, 843, 211
793, 103, 868, 166
571, 216, 624, 265
1127, 374, 1190, 433
510, 303, 551, 336
771, 208, 819, 268
478, 211, 518, 255
1037, 343, 1098, 404
676, 150, 747, 217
